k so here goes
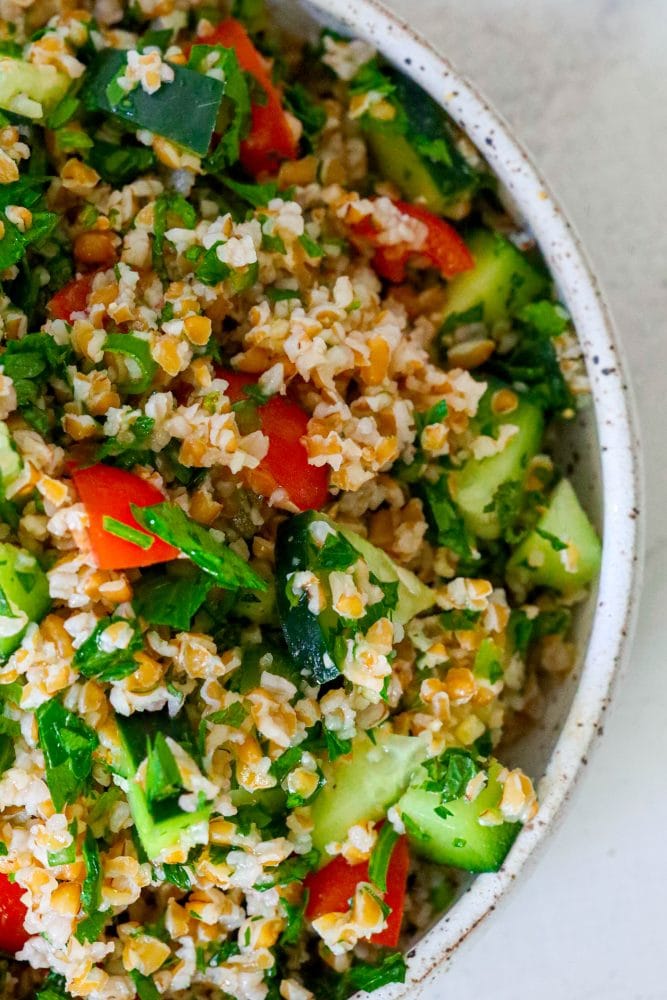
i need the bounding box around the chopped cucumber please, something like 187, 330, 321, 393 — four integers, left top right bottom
0, 424, 21, 491
310, 732, 427, 860
448, 384, 544, 540
507, 478, 602, 596
361, 68, 479, 215
441, 229, 548, 329
82, 50, 224, 156
0, 57, 70, 120
275, 512, 433, 683
335, 524, 433, 626
0, 543, 50, 659
397, 759, 520, 872
114, 711, 212, 862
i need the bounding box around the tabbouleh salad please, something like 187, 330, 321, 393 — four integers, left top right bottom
0, 0, 601, 997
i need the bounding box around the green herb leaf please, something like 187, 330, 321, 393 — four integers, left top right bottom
257, 848, 319, 889
129, 971, 160, 1000
490, 300, 573, 414
419, 474, 473, 559
284, 83, 326, 151
207, 702, 248, 728
104, 333, 157, 394
162, 862, 191, 890
36, 972, 73, 1000
415, 399, 448, 433
421, 748, 480, 817
132, 565, 214, 630
96, 414, 155, 467
219, 176, 280, 208
103, 515, 154, 550
36, 700, 98, 811
536, 526, 568, 552
440, 608, 481, 630
265, 287, 302, 302
75, 909, 108, 944
368, 821, 399, 892
145, 732, 183, 803
73, 616, 143, 681
88, 141, 157, 186
81, 827, 102, 915
298, 233, 324, 258
131, 502, 268, 591
47, 820, 78, 867
336, 952, 407, 998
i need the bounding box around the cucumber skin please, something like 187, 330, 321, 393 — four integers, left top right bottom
508, 478, 602, 596
0, 544, 50, 658
275, 513, 340, 684
310, 733, 427, 862
82, 50, 224, 156
275, 512, 433, 684
397, 761, 521, 872
443, 230, 548, 327
114, 712, 211, 862
449, 393, 544, 540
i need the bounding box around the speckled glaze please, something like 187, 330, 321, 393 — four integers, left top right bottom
275, 0, 643, 994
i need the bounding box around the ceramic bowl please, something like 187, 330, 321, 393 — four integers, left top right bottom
270, 0, 643, 993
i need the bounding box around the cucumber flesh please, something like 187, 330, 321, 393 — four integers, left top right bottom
0, 543, 50, 659
449, 388, 544, 540
336, 523, 433, 625
507, 478, 602, 596
365, 127, 452, 216
362, 68, 479, 216
114, 711, 212, 862
442, 229, 548, 328
397, 760, 520, 872
310, 732, 427, 860
0, 424, 22, 490
0, 57, 70, 119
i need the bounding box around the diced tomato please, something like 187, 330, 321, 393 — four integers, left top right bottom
0, 873, 29, 954
195, 18, 298, 175
352, 199, 474, 283
47, 272, 96, 322
72, 465, 179, 570
218, 370, 328, 511
305, 834, 409, 948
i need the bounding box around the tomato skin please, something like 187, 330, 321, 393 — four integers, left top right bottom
196, 19, 298, 175
305, 834, 409, 948
0, 873, 29, 954
47, 273, 96, 322
219, 370, 328, 511
72, 465, 179, 570
353, 199, 474, 283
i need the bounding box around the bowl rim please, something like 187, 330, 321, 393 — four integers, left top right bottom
298, 0, 643, 993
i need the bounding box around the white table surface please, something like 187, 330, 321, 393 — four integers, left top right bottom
380, 1, 665, 997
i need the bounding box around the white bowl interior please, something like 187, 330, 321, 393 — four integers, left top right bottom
268, 0, 641, 994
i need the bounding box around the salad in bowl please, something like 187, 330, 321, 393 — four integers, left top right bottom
0, 1, 602, 997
